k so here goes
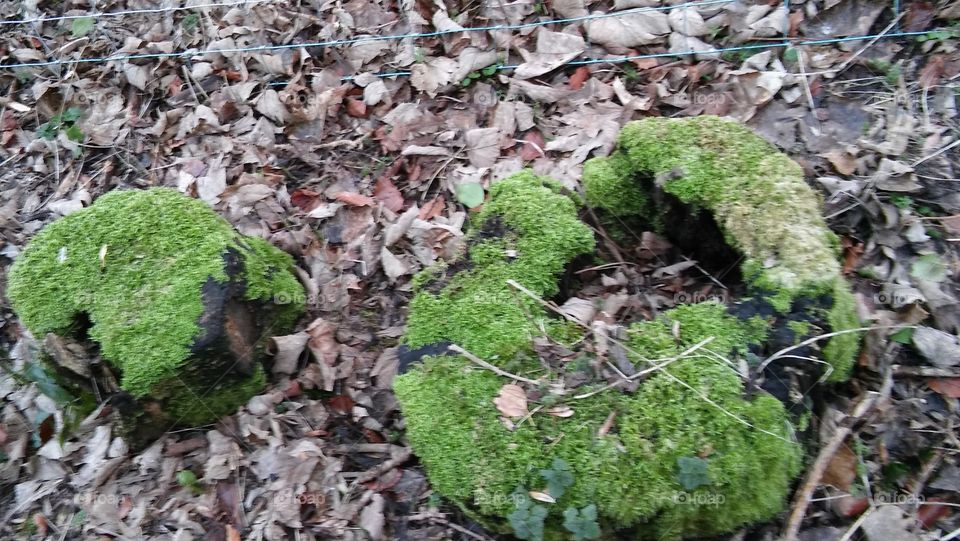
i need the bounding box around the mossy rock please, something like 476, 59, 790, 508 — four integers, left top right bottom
582, 116, 860, 382
394, 171, 807, 540
7, 188, 304, 442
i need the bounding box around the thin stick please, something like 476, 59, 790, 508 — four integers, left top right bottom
506, 279, 794, 442
448, 344, 540, 385
572, 338, 714, 399
759, 325, 912, 373
782, 357, 893, 540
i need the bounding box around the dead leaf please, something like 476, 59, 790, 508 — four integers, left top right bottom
821, 442, 857, 491
514, 29, 586, 79
270, 332, 309, 375
928, 378, 960, 398
528, 490, 556, 503
374, 177, 404, 213
334, 192, 377, 207
585, 11, 670, 49
465, 127, 501, 168
569, 67, 590, 90
519, 130, 546, 161
822, 150, 858, 175
493, 384, 528, 418
346, 98, 368, 118
419, 196, 445, 220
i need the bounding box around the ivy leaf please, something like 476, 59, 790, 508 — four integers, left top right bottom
481, 65, 498, 77
454, 182, 485, 209
677, 456, 711, 490
71, 17, 95, 38
21, 362, 74, 405
910, 254, 948, 283
38, 122, 57, 140
508, 503, 547, 541
540, 458, 574, 499
563, 504, 601, 541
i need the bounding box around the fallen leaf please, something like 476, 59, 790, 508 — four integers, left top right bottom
419, 196, 445, 220
917, 497, 951, 528
928, 378, 960, 398
328, 395, 354, 415
514, 29, 586, 79
374, 176, 404, 212
346, 98, 368, 118
822, 150, 858, 175
585, 11, 670, 49
493, 384, 528, 418
821, 443, 857, 491
334, 192, 377, 207
529, 490, 556, 503
519, 130, 546, 161
454, 182, 485, 209
569, 66, 590, 90
919, 55, 945, 90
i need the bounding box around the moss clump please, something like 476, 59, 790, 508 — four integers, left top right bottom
395, 171, 802, 539
404, 170, 596, 358
395, 302, 801, 540
582, 116, 860, 379
8, 188, 304, 426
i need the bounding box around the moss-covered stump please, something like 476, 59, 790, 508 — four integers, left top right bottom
394, 172, 805, 540
582, 116, 860, 383
8, 188, 304, 443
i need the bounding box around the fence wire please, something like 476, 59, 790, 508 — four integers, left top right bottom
0, 0, 943, 84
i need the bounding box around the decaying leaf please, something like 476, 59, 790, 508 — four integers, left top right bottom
493, 384, 529, 418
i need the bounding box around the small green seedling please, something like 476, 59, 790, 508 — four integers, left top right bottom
563, 504, 601, 541
540, 458, 575, 499
508, 493, 548, 541
38, 107, 84, 142
176, 470, 204, 495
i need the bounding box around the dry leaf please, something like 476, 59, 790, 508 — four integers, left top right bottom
514, 29, 586, 79
334, 192, 377, 207
493, 384, 528, 418
585, 11, 669, 49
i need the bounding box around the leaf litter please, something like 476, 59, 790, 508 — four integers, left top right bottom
0, 0, 959, 539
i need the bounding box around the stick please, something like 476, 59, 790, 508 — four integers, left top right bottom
448, 344, 541, 385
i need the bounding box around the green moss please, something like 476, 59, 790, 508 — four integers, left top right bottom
404, 171, 596, 357
395, 303, 801, 540
161, 366, 267, 426
8, 188, 303, 421
397, 170, 801, 539
582, 116, 860, 376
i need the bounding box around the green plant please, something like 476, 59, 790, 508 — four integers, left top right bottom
890, 194, 912, 209
563, 504, 600, 541
38, 107, 84, 142
677, 456, 712, 490
461, 65, 499, 87
509, 494, 549, 541
540, 458, 575, 499
176, 469, 204, 494
182, 13, 200, 32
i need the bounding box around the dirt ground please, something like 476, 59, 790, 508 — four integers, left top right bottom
0, 0, 959, 539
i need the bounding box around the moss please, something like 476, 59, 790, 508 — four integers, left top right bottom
161, 366, 267, 426
582, 116, 860, 377
8, 188, 303, 423
404, 171, 596, 358
396, 170, 801, 539
395, 303, 801, 540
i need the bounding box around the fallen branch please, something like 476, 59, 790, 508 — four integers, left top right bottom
447, 344, 540, 385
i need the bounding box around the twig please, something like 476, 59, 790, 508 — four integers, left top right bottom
913, 139, 960, 167
507, 279, 794, 442
447, 344, 540, 385
572, 338, 714, 399
759, 325, 912, 374
782, 355, 893, 541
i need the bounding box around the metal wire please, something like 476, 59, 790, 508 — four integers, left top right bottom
0, 0, 277, 26
0, 0, 736, 69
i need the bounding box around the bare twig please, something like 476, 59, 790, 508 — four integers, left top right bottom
782, 353, 894, 540
447, 344, 540, 385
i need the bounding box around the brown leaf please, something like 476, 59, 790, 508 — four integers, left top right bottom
33, 514, 48, 537
904, 1, 936, 32
928, 378, 960, 398
919, 55, 945, 90
519, 130, 546, 161
227, 525, 242, 541
569, 66, 590, 90
841, 236, 864, 275
374, 177, 405, 212
328, 395, 355, 415
363, 467, 403, 491
334, 192, 377, 207
290, 188, 322, 212
493, 384, 529, 418
822, 150, 858, 175
346, 97, 368, 118
419, 196, 445, 220
918, 497, 952, 528
633, 58, 659, 70
821, 443, 857, 491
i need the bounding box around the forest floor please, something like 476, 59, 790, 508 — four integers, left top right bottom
0, 0, 959, 540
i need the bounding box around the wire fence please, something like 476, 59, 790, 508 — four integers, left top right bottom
0, 0, 946, 83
